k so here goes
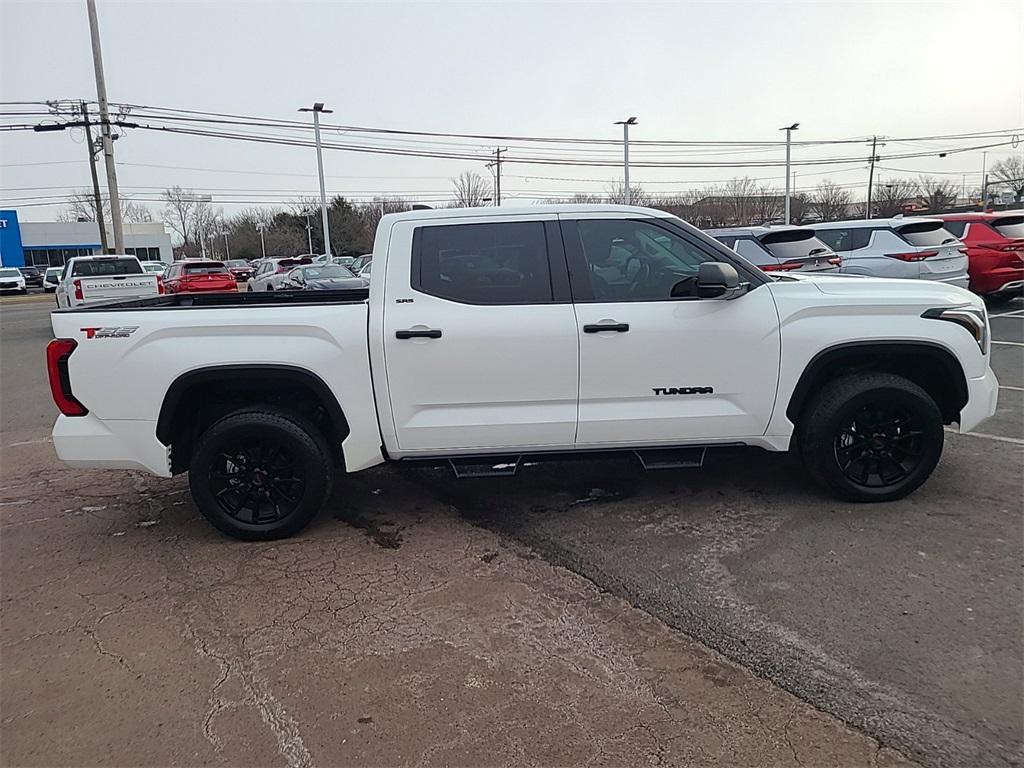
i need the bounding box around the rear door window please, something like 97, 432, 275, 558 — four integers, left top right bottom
413, 221, 554, 305
71, 258, 143, 277
733, 237, 774, 266
759, 230, 834, 260
896, 221, 959, 247
991, 215, 1024, 239
941, 220, 967, 238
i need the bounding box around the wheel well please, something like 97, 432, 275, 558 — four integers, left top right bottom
787, 343, 969, 426
157, 365, 349, 474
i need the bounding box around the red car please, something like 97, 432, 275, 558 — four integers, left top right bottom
931, 212, 1024, 299
163, 260, 238, 294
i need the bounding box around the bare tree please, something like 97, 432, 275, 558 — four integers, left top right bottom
605, 180, 651, 207
872, 178, 918, 217
162, 186, 197, 248
811, 180, 853, 222
451, 171, 493, 207
917, 175, 959, 212
356, 198, 412, 247
722, 177, 758, 225
750, 185, 783, 224
58, 191, 152, 224
990, 154, 1024, 203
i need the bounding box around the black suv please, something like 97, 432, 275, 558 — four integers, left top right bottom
18, 266, 43, 288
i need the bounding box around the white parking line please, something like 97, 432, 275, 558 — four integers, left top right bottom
990, 310, 1024, 318
947, 428, 1024, 446
999, 385, 1024, 392
992, 341, 1024, 347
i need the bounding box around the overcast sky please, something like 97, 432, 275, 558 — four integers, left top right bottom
1, 0, 1022, 222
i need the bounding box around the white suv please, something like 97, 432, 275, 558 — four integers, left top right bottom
809, 217, 969, 288
0, 267, 27, 294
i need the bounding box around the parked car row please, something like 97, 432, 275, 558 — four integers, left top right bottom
709, 211, 1023, 301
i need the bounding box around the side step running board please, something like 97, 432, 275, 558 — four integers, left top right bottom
634, 447, 706, 470
449, 456, 521, 479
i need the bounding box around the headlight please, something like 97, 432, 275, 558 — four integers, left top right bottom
922, 305, 989, 355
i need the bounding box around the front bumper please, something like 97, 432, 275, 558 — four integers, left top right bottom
53, 415, 171, 477
958, 367, 999, 434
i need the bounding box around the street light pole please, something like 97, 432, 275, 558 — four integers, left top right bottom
980, 151, 988, 209
304, 211, 313, 254
614, 117, 638, 205
779, 123, 799, 224
86, 0, 125, 253
299, 103, 334, 258
221, 231, 231, 260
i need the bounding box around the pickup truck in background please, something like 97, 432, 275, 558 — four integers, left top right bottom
55, 254, 163, 308
47, 205, 998, 540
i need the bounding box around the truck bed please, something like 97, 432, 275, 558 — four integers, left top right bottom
53, 287, 370, 313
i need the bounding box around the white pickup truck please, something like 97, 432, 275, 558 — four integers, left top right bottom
47, 205, 999, 540
55, 254, 163, 308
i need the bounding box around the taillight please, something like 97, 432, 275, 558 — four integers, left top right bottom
761, 260, 803, 272
885, 251, 939, 262
73, 279, 83, 301
828, 257, 841, 266
46, 339, 87, 416
156, 275, 165, 295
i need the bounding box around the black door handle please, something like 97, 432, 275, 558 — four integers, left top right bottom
396, 329, 442, 339
583, 322, 629, 333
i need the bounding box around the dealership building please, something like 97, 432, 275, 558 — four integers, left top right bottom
0, 209, 173, 268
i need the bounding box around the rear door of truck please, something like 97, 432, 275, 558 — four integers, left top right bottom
376, 213, 580, 453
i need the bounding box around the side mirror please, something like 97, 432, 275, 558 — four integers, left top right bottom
696, 262, 746, 300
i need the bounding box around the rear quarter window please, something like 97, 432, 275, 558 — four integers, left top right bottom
941, 220, 967, 238
733, 237, 775, 266
759, 230, 834, 260
897, 222, 959, 247
991, 215, 1024, 239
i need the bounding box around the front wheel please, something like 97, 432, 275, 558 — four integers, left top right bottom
797, 373, 943, 502
188, 409, 334, 540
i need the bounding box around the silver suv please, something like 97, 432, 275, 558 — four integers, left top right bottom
808, 217, 968, 288
705, 226, 840, 273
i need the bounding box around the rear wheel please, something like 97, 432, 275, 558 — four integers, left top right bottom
188, 409, 334, 540
797, 373, 943, 502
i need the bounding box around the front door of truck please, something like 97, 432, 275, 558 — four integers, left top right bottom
561, 215, 781, 446
381, 215, 579, 453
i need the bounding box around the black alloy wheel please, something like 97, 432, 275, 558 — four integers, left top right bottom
189, 409, 334, 540
798, 372, 943, 502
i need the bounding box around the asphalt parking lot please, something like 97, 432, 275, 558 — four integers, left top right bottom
1, 295, 1021, 768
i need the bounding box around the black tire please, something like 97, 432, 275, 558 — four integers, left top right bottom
797, 372, 943, 502
246, 285, 253, 292
188, 409, 334, 540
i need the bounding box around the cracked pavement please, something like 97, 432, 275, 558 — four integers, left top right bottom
2, 300, 1020, 768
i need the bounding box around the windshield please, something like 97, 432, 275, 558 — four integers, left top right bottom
897, 221, 959, 247
143, 263, 165, 272
0, 268, 21, 278
760, 229, 835, 260
302, 265, 354, 280
991, 215, 1024, 239
45, 268, 61, 278
184, 263, 229, 274
71, 258, 143, 277
225, 260, 250, 268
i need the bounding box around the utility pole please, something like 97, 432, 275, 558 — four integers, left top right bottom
486, 148, 506, 206
256, 222, 266, 258
79, 101, 109, 254
299, 102, 333, 257
865, 136, 879, 219
86, 0, 124, 253
779, 123, 799, 224
614, 117, 638, 205
980, 151, 988, 209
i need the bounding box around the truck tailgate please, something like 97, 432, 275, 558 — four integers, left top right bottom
78, 274, 161, 304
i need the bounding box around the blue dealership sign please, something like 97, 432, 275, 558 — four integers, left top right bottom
0, 210, 25, 267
